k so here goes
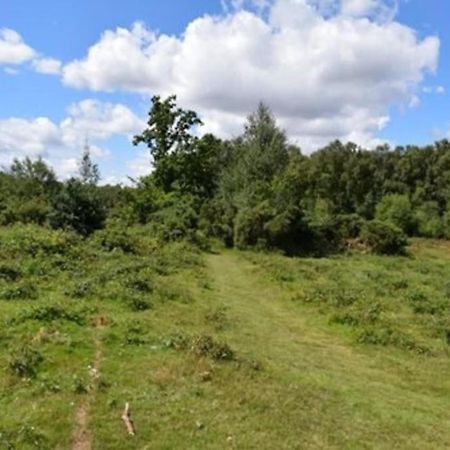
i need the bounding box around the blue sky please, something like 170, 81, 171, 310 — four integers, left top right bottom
0, 0, 448, 183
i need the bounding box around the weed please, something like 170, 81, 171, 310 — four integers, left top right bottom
357, 326, 430, 354
65, 281, 94, 299
73, 375, 90, 394
17, 305, 86, 325
124, 275, 153, 293
205, 306, 230, 331
0, 264, 21, 281
0, 281, 38, 300
191, 335, 234, 361
126, 295, 153, 312
8, 344, 43, 378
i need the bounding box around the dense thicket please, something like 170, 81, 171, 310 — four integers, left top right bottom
2, 95, 450, 255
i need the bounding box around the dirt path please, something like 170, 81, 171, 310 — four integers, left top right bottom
72, 319, 105, 450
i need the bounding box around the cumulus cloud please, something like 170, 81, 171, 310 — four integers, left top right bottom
61, 0, 439, 151
0, 28, 65, 77
60, 99, 145, 147
0, 28, 36, 64
340, 0, 398, 19
32, 57, 62, 75
0, 100, 145, 178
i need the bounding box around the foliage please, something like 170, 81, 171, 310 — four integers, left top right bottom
8, 344, 44, 378
78, 147, 100, 185
0, 224, 79, 257
49, 178, 106, 235
375, 194, 416, 235
360, 220, 408, 255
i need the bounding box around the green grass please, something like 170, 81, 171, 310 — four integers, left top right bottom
2, 226, 450, 448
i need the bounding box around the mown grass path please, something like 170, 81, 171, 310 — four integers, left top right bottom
205, 250, 450, 449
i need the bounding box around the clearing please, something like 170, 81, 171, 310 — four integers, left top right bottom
2, 236, 450, 449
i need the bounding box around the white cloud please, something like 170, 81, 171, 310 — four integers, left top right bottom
127, 149, 152, 180
61, 0, 439, 151
0, 28, 36, 64
0, 100, 145, 178
0, 117, 60, 157
60, 99, 145, 147
340, 0, 387, 17
0, 28, 64, 78
32, 57, 62, 75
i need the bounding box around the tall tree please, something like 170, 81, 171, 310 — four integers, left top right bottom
133, 95, 203, 192
79, 144, 100, 185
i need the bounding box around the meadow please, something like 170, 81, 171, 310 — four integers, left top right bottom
1, 225, 450, 449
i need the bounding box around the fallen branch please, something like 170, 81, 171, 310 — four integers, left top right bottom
121, 402, 136, 436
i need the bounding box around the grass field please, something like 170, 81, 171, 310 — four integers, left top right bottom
1, 226, 450, 449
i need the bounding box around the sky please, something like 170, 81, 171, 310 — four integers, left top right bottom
0, 0, 448, 184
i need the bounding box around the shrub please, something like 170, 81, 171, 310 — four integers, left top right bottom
233, 204, 271, 250
356, 326, 429, 354
8, 345, 43, 378
126, 295, 153, 312
0, 264, 21, 281
414, 202, 443, 238
18, 305, 86, 325
375, 194, 416, 235
146, 198, 199, 242
92, 221, 139, 253
191, 335, 234, 361
164, 333, 235, 361
124, 274, 153, 293
330, 302, 381, 327
49, 178, 106, 236
65, 281, 94, 299
0, 224, 79, 257
333, 214, 364, 240
0, 281, 38, 300
360, 220, 407, 255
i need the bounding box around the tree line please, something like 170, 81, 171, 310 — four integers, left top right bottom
2, 95, 450, 255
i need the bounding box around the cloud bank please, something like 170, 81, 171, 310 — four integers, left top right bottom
0, 100, 144, 179
61, 0, 439, 150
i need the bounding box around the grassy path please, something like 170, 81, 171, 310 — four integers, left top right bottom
205, 250, 450, 449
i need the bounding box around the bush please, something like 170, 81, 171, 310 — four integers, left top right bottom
191, 335, 234, 361
0, 264, 22, 281
8, 344, 43, 378
360, 220, 407, 255
65, 281, 94, 299
375, 194, 415, 235
333, 214, 364, 240
126, 295, 153, 312
414, 202, 443, 238
164, 333, 235, 361
0, 224, 79, 257
233, 204, 271, 250
0, 281, 38, 300
49, 178, 106, 236
18, 305, 86, 325
92, 221, 139, 253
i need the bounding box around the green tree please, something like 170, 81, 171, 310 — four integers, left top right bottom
375, 194, 416, 235
49, 179, 105, 236
79, 148, 100, 185
133, 95, 203, 192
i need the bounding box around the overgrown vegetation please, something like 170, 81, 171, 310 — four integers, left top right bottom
3, 95, 450, 256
